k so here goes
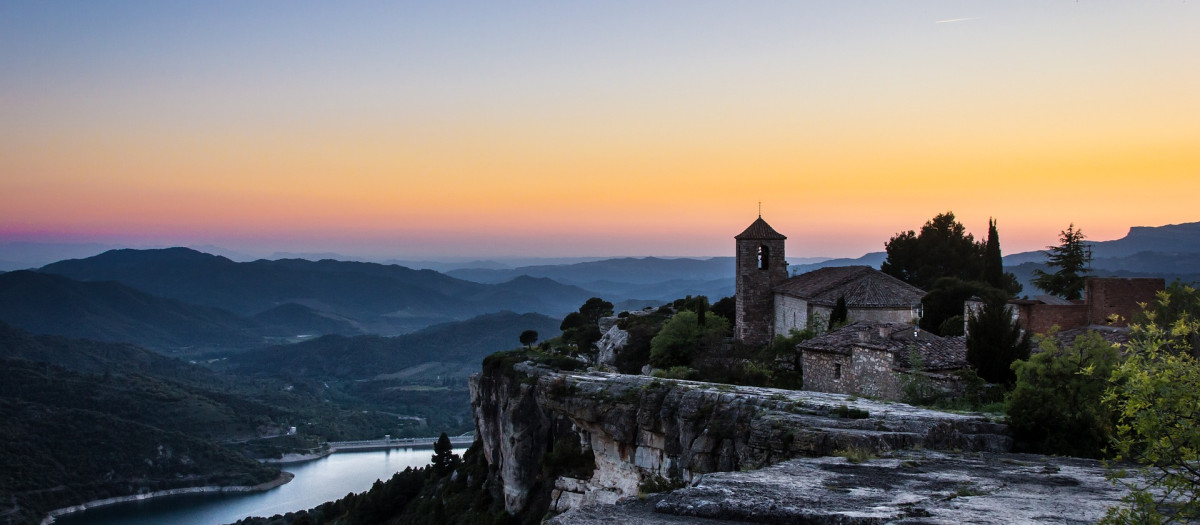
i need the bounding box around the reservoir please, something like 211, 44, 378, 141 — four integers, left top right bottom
53, 447, 466, 525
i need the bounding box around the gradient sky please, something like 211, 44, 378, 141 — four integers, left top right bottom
2, 1, 1198, 259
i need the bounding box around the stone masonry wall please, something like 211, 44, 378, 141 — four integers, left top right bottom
773, 295, 808, 336
1016, 303, 1090, 335
1087, 277, 1164, 326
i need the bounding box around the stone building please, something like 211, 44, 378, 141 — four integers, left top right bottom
964, 277, 1165, 336
798, 321, 967, 400
734, 216, 925, 346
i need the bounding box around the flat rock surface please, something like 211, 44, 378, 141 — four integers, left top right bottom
550, 450, 1131, 524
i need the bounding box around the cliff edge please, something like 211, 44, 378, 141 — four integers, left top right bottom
470, 356, 1012, 516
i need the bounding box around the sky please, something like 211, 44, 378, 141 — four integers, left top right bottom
2, 1, 1198, 259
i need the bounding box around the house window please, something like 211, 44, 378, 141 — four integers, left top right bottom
834, 363, 842, 379
758, 245, 770, 270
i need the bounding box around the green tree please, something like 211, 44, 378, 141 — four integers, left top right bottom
431, 432, 458, 476
965, 298, 1030, 386
881, 212, 985, 290
983, 218, 1023, 296
649, 310, 728, 369
828, 295, 848, 331
1006, 331, 1118, 458
919, 277, 1006, 335
1032, 224, 1092, 300
710, 296, 735, 324
519, 330, 538, 349
1133, 282, 1200, 357
559, 297, 614, 350
1102, 292, 1200, 524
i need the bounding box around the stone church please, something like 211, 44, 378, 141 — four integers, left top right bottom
734, 216, 926, 346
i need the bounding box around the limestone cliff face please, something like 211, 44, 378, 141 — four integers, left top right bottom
470, 361, 1012, 515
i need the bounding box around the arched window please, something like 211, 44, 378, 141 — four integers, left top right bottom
758, 245, 769, 270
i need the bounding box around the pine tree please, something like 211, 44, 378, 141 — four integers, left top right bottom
431, 432, 458, 476
966, 299, 1031, 385
1032, 224, 1092, 300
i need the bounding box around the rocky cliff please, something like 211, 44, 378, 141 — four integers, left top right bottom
470, 358, 1012, 516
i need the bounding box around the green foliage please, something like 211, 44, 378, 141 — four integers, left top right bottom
828, 295, 848, 331
648, 310, 729, 369
833, 405, 869, 419
519, 329, 538, 349
650, 366, 698, 380
900, 348, 944, 406
1101, 293, 1200, 524
1032, 224, 1092, 300
638, 475, 688, 495
710, 296, 736, 325
431, 432, 460, 476
559, 297, 613, 350
1006, 331, 1119, 458
983, 218, 1023, 296
834, 446, 875, 464
1133, 282, 1200, 357
919, 277, 1006, 335
938, 315, 964, 337
881, 212, 985, 290
613, 309, 671, 374
966, 299, 1031, 386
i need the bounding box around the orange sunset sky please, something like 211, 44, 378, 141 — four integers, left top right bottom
2, 2, 1198, 259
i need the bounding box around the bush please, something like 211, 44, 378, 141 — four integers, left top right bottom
1006, 331, 1118, 458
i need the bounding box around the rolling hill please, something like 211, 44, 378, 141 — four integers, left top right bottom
40, 248, 596, 335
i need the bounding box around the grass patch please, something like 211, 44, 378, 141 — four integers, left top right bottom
638, 475, 687, 496
834, 446, 875, 464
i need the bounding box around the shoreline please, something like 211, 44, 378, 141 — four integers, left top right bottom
39, 471, 295, 525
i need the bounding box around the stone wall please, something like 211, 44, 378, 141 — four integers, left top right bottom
1087, 277, 1164, 326
1015, 303, 1090, 335
847, 306, 918, 324
773, 294, 808, 336
802, 346, 901, 399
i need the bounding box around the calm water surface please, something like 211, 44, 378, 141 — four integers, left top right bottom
54, 447, 465, 525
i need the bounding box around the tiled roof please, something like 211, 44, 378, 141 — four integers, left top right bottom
775, 266, 925, 308
798, 321, 967, 371
1047, 325, 1131, 349
734, 217, 787, 240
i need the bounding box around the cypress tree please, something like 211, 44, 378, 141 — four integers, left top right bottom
828, 295, 848, 330
983, 218, 1004, 289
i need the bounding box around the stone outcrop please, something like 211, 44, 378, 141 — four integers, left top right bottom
594, 321, 629, 366
470, 361, 1012, 515
550, 451, 1132, 524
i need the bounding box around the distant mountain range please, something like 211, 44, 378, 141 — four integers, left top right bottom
1001, 221, 1200, 295
222, 311, 562, 380
4, 221, 1197, 353
36, 247, 595, 336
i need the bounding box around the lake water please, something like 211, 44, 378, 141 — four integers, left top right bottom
53, 447, 465, 525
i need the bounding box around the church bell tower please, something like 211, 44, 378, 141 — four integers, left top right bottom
734, 216, 788, 346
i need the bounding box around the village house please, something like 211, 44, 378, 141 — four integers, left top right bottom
798, 321, 967, 399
